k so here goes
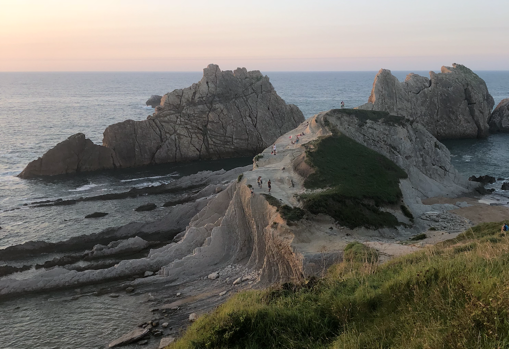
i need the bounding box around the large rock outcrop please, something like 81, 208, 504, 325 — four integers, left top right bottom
19, 133, 119, 178
145, 95, 162, 108
357, 64, 495, 140
19, 64, 304, 178
488, 98, 509, 133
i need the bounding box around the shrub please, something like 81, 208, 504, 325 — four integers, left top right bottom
410, 233, 427, 241
237, 174, 243, 182
278, 205, 305, 222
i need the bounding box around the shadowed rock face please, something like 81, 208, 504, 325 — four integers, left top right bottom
145, 95, 162, 108
103, 64, 304, 168
357, 64, 495, 140
488, 98, 509, 133
19, 64, 304, 178
18, 133, 119, 178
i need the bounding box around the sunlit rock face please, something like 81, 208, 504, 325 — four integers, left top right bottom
357, 64, 495, 140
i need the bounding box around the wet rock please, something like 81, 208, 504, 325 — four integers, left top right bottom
109, 293, 120, 298
125, 287, 135, 293
138, 339, 148, 345
357, 63, 494, 140
146, 95, 162, 108
0, 265, 31, 277
207, 272, 219, 280
502, 182, 509, 190
162, 322, 168, 328
469, 175, 496, 184
135, 203, 157, 212
144, 271, 154, 277
189, 313, 197, 322
85, 212, 108, 219
108, 327, 149, 348
159, 337, 175, 348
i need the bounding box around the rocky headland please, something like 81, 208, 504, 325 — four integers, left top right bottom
18, 64, 304, 178
488, 98, 509, 132
357, 63, 495, 140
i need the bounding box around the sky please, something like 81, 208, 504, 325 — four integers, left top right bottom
1, 0, 508, 72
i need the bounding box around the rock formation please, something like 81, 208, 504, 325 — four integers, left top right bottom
18, 133, 119, 178
488, 98, 509, 133
357, 64, 495, 140
19, 64, 304, 178
146, 95, 162, 108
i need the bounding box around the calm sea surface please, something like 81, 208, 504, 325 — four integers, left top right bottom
0, 70, 508, 348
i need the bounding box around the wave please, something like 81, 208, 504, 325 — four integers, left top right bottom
69, 183, 104, 192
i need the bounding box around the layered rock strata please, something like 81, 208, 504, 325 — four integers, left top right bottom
19, 64, 304, 178
357, 64, 495, 140
488, 98, 509, 133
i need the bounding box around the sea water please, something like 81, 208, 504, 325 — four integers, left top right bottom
0, 70, 508, 348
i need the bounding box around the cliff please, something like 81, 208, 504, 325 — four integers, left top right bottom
357, 64, 495, 140
19, 64, 304, 178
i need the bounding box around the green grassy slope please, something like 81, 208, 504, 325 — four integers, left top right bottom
167, 222, 509, 349
301, 132, 407, 229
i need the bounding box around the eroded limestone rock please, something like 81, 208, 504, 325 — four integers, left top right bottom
488, 98, 509, 133
357, 64, 495, 140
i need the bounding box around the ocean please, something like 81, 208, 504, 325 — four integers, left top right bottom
0, 70, 508, 348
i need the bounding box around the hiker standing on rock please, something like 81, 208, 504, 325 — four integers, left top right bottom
257, 176, 262, 188
268, 180, 272, 193
272, 144, 277, 155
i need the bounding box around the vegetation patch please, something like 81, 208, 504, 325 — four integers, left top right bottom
254, 154, 264, 162
168, 222, 509, 349
261, 194, 282, 208
330, 109, 408, 127
278, 205, 305, 222
237, 174, 243, 182
400, 204, 414, 221
301, 134, 407, 229
343, 242, 379, 263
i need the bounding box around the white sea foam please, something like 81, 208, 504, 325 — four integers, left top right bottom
69, 183, 103, 192
120, 173, 178, 183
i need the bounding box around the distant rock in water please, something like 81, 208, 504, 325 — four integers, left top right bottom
19, 64, 304, 178
488, 98, 509, 133
85, 212, 109, 218
502, 182, 509, 191
18, 133, 119, 178
468, 175, 496, 184
357, 64, 495, 140
146, 95, 162, 108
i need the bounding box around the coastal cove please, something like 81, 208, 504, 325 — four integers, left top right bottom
1, 70, 509, 349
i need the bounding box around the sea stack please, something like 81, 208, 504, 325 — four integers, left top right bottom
357, 64, 495, 140
19, 64, 304, 178
488, 98, 509, 133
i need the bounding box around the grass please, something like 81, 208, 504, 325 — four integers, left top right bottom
329, 109, 408, 127
278, 205, 305, 222
167, 221, 509, 349
261, 194, 282, 208
301, 133, 407, 229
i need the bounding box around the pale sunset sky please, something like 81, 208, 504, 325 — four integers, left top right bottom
1, 0, 508, 71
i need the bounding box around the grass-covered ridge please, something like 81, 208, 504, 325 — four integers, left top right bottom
167, 222, 509, 349
330, 108, 409, 127
301, 133, 407, 229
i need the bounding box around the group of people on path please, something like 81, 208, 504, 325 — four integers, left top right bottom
256, 176, 271, 193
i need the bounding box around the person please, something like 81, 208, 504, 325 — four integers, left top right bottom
341, 101, 345, 108
272, 144, 277, 155
502, 223, 509, 234
250, 187, 254, 195
268, 179, 272, 193
257, 176, 262, 188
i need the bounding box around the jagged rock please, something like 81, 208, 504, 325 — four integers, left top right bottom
18, 133, 119, 178
19, 65, 304, 178
159, 337, 175, 348
85, 212, 108, 219
108, 327, 149, 348
207, 272, 219, 280
146, 95, 162, 108
135, 203, 157, 212
469, 175, 496, 184
488, 98, 509, 133
357, 64, 495, 140
501, 182, 509, 190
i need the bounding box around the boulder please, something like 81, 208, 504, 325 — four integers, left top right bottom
207, 272, 219, 280
85, 212, 108, 219
357, 64, 495, 140
135, 203, 157, 212
18, 133, 119, 178
501, 182, 509, 190
108, 327, 149, 348
189, 313, 197, 322
488, 98, 509, 133
468, 175, 496, 184
19, 65, 304, 178
146, 95, 162, 108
